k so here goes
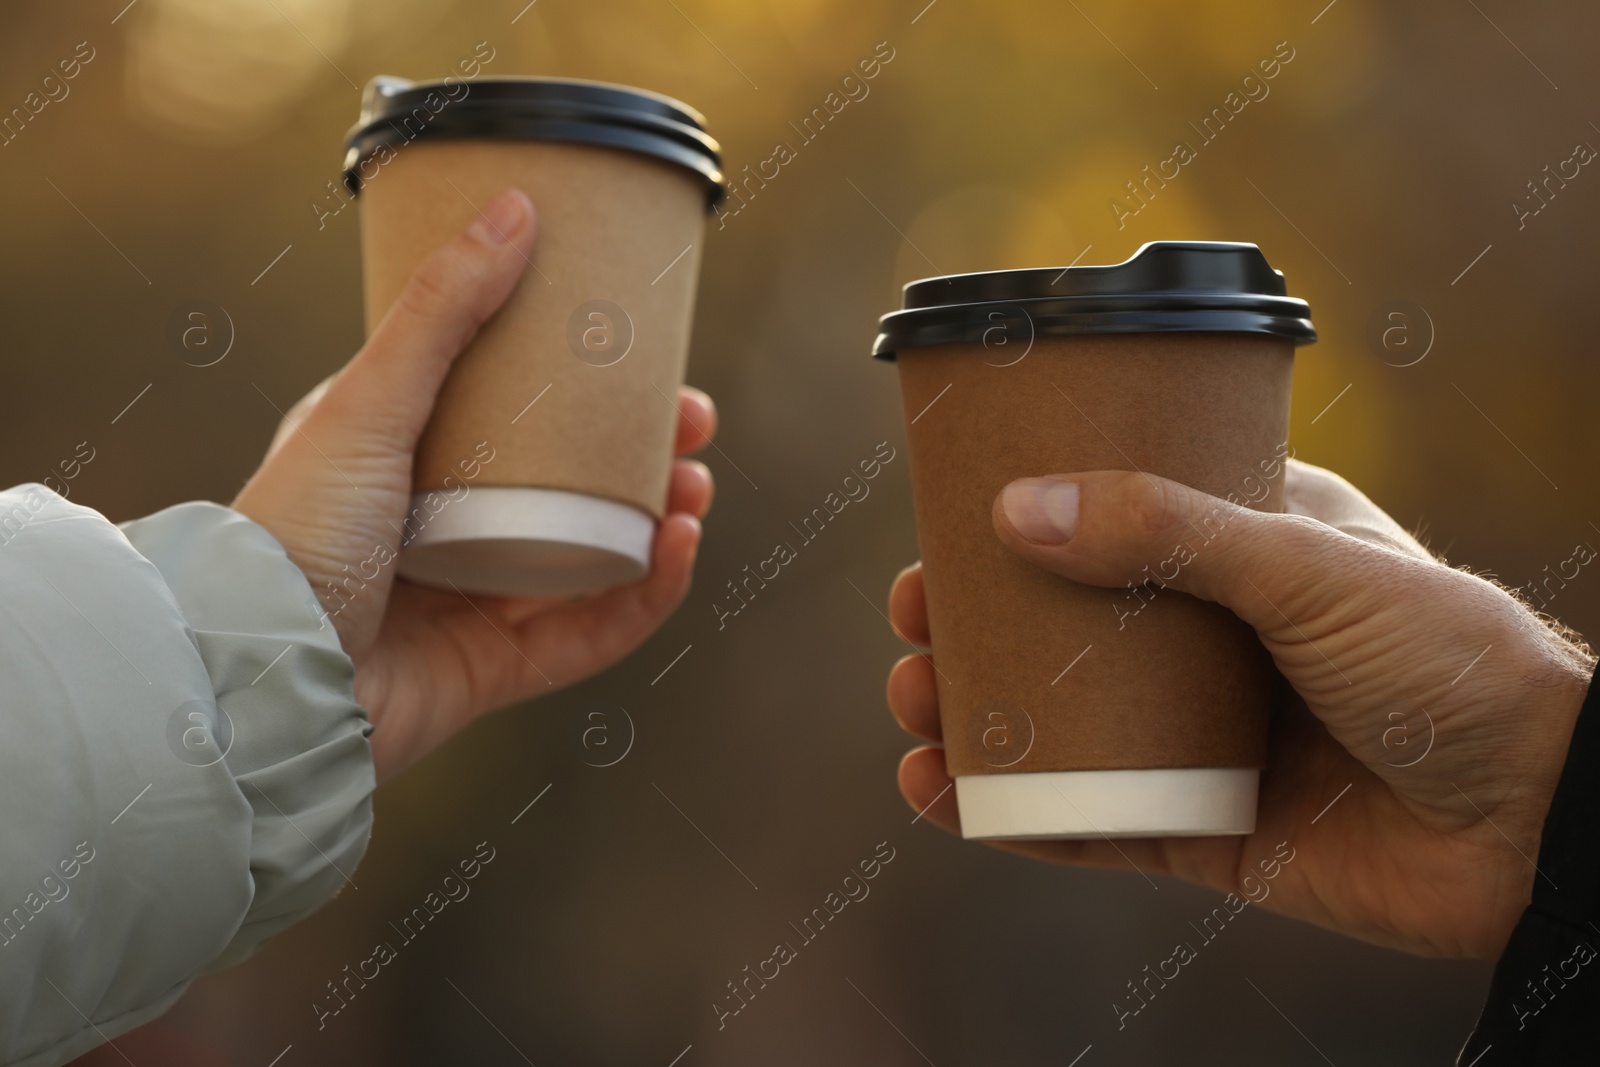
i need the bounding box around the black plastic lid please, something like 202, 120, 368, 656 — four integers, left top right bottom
342, 76, 726, 210
872, 242, 1316, 359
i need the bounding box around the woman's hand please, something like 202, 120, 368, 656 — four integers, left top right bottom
233, 188, 715, 781
886, 459, 1592, 959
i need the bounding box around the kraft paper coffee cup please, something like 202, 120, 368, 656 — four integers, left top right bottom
344, 77, 725, 597
873, 242, 1316, 840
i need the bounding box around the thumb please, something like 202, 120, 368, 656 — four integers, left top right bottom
992, 470, 1368, 640
312, 186, 536, 453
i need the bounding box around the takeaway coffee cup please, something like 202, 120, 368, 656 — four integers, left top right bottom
344, 76, 725, 597
874, 242, 1316, 840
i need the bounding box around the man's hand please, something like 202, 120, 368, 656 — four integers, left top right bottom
887, 460, 1591, 959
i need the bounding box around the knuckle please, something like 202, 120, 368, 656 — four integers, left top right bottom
1285, 457, 1338, 491
1118, 472, 1183, 539
1122, 473, 1226, 552
1266, 513, 1370, 583
402, 245, 475, 323
1269, 512, 1337, 559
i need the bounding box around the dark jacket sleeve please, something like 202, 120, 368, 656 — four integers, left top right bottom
1459, 661, 1600, 1063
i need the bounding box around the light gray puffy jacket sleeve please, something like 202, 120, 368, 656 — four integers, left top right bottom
0, 484, 374, 1067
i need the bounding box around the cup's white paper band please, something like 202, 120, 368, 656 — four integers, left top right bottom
955, 767, 1258, 841
396, 486, 654, 598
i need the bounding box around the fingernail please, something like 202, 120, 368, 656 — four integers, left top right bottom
1002, 478, 1079, 543
467, 188, 529, 246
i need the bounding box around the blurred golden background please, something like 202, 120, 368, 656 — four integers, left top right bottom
6, 0, 1598, 1063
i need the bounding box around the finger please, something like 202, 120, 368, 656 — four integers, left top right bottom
666, 459, 714, 520
992, 470, 1379, 639
675, 386, 718, 455
1284, 459, 1433, 562
887, 654, 942, 743
497, 513, 703, 690
888, 563, 930, 646
898, 747, 960, 832
628, 512, 703, 620
313, 187, 536, 453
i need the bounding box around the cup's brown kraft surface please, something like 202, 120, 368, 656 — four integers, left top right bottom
895, 332, 1293, 778
359, 139, 706, 516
